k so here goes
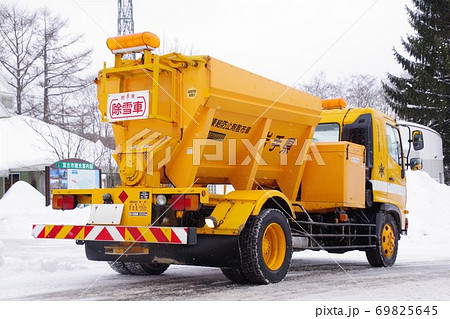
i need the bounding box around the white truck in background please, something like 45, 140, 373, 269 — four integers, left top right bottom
399, 121, 445, 184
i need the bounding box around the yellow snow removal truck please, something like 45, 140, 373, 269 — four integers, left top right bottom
32, 32, 425, 284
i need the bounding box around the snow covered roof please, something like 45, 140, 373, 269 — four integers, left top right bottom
0, 74, 13, 97
0, 115, 111, 177
0, 100, 10, 118
0, 74, 14, 115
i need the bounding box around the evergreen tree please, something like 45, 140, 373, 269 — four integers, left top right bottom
383, 0, 450, 183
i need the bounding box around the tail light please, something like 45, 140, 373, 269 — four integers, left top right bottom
52, 195, 77, 210
171, 195, 185, 211
184, 195, 199, 211
170, 194, 200, 211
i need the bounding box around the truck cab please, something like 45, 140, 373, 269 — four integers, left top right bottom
314, 106, 408, 233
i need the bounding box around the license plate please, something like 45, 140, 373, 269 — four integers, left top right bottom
88, 204, 124, 225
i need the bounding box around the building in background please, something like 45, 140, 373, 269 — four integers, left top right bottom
399, 121, 445, 184
0, 75, 14, 115
0, 115, 113, 199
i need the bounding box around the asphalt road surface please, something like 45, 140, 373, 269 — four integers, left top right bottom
1, 239, 449, 301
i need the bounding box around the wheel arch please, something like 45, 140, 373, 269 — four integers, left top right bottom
379, 203, 402, 235
259, 195, 294, 219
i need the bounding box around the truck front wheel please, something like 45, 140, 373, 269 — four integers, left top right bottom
366, 214, 398, 267
239, 208, 292, 284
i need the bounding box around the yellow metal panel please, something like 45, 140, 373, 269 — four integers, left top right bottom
301, 142, 365, 211
96, 50, 322, 196
199, 189, 293, 235
228, 118, 272, 190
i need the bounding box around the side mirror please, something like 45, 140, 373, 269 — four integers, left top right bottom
410, 157, 423, 171
412, 130, 424, 151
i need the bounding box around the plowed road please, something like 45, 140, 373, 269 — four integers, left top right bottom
1, 239, 449, 300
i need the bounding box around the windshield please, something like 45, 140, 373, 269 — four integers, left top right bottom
313, 123, 340, 142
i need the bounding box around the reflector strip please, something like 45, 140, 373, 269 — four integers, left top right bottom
32, 225, 189, 244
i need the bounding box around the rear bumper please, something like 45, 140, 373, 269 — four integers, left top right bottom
32, 224, 197, 245
84, 234, 240, 268
32, 224, 240, 267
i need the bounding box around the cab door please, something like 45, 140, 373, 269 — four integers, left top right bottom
371, 118, 389, 203
384, 122, 406, 208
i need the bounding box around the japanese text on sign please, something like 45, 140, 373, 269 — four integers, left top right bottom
265, 132, 297, 154
107, 90, 149, 122
211, 117, 252, 134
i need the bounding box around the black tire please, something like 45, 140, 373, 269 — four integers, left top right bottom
108, 261, 132, 275
109, 261, 169, 275
139, 262, 170, 275
239, 208, 292, 284
220, 267, 248, 284
124, 262, 170, 275
366, 214, 398, 267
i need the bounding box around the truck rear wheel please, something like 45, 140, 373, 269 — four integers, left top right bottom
108, 261, 132, 275
366, 214, 398, 267
220, 266, 248, 284
239, 208, 292, 284
108, 261, 169, 275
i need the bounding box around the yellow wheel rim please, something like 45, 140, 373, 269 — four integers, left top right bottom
262, 223, 286, 270
381, 223, 395, 258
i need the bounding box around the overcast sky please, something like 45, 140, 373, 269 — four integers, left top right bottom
8, 0, 413, 86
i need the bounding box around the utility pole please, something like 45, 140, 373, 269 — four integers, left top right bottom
117, 0, 135, 58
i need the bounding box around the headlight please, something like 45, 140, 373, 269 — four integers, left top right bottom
156, 194, 167, 206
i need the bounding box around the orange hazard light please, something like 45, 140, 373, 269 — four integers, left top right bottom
106, 32, 160, 54
322, 98, 347, 110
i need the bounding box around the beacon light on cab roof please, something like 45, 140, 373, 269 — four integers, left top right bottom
106, 32, 160, 54
322, 98, 347, 110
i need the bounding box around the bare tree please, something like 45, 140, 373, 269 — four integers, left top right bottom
25, 116, 112, 166
37, 8, 92, 123
0, 3, 42, 115
299, 71, 344, 99
154, 35, 198, 56
345, 74, 392, 115
299, 72, 395, 116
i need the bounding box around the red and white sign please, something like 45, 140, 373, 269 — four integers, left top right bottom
107, 90, 149, 122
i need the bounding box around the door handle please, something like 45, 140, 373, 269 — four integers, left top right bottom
389, 176, 395, 182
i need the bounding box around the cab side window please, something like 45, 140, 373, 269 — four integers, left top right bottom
385, 124, 402, 166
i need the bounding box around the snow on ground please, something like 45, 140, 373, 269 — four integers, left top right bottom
0, 181, 90, 239
400, 170, 450, 261
0, 171, 449, 300
0, 238, 4, 267
0, 181, 91, 276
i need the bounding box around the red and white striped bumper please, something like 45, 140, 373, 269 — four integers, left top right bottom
32, 224, 196, 245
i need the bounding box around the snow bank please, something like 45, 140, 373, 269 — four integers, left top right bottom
0, 181, 90, 239
0, 239, 4, 267
400, 171, 450, 260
